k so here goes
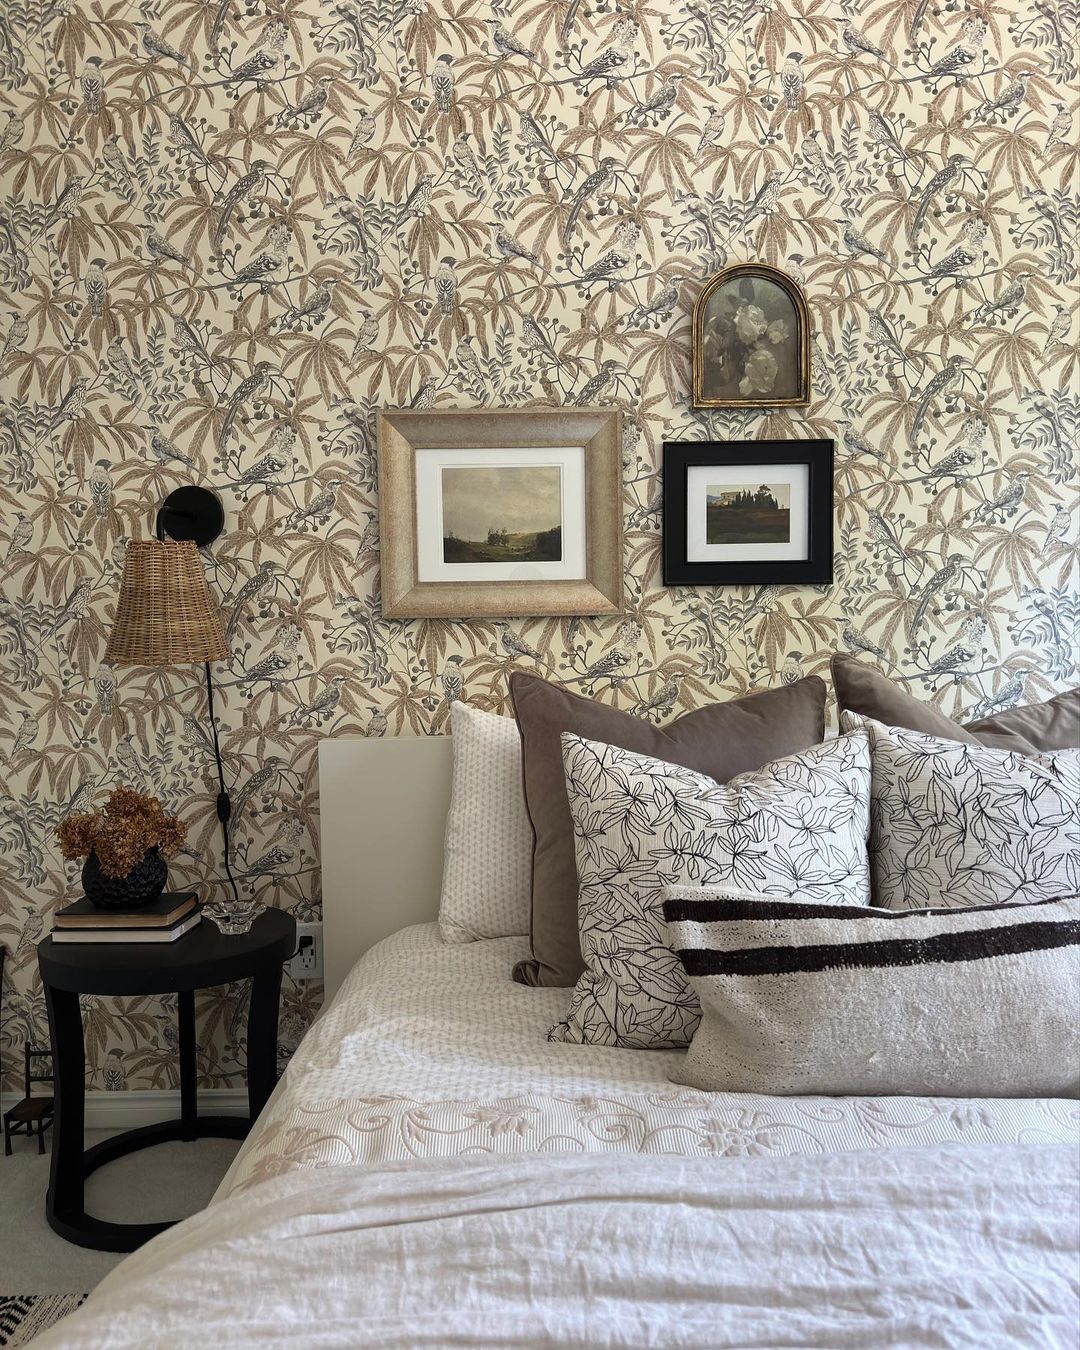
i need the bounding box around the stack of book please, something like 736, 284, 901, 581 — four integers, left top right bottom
51, 893, 202, 944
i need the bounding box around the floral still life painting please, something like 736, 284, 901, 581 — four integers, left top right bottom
693, 266, 811, 408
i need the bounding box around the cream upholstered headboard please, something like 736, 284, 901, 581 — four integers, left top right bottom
319, 735, 453, 1001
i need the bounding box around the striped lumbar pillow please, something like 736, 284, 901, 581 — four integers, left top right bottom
663, 886, 1080, 1098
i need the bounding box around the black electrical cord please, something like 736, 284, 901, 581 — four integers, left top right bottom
155, 507, 242, 910
204, 661, 243, 909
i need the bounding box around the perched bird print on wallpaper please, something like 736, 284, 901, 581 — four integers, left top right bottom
867, 510, 909, 565
970, 473, 1029, 524
286, 478, 341, 529
696, 107, 726, 159
348, 110, 376, 156
971, 71, 1031, 122
781, 53, 803, 109
0, 0, 1076, 1105
83, 258, 108, 317
290, 677, 346, 726
486, 19, 545, 67
625, 73, 683, 124
452, 133, 486, 199
431, 54, 455, 113
0, 110, 24, 152
0, 311, 27, 366
169, 113, 212, 170
434, 257, 457, 316
409, 376, 437, 410
911, 356, 966, 437
490, 222, 548, 274
93, 668, 115, 715
137, 22, 190, 66
1045, 103, 1072, 152
909, 554, 968, 634
43, 175, 83, 231
149, 429, 198, 470
218, 361, 273, 445
351, 311, 379, 355
226, 561, 277, 642
51, 376, 87, 428
518, 112, 562, 165
89, 461, 112, 519
213, 160, 270, 247
79, 56, 105, 112
5, 511, 32, 558
278, 76, 331, 128
563, 158, 617, 243
838, 19, 894, 66
968, 669, 1027, 718
911, 155, 968, 237
142, 224, 194, 270
634, 674, 683, 719
1042, 305, 1070, 356
972, 273, 1031, 325
495, 622, 546, 665
842, 622, 887, 660
843, 220, 887, 261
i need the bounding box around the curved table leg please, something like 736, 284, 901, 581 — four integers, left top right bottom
43, 983, 86, 1239
246, 965, 282, 1120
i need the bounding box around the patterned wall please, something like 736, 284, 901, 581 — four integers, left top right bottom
0, 0, 1076, 1094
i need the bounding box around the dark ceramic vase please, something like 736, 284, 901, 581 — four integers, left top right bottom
82, 847, 168, 909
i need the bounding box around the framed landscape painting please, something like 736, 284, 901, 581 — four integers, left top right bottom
692, 264, 811, 408
663, 440, 834, 586
377, 408, 623, 618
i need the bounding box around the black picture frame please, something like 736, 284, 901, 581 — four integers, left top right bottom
662, 439, 834, 586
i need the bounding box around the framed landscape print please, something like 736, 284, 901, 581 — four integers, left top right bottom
692, 264, 810, 408
663, 440, 834, 586
377, 408, 623, 619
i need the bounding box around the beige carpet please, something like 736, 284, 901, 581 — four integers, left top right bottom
0, 1129, 241, 1295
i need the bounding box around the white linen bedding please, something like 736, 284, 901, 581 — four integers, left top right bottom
35, 1144, 1080, 1348
217, 923, 1079, 1198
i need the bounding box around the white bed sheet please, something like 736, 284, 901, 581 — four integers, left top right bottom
217, 923, 1079, 1199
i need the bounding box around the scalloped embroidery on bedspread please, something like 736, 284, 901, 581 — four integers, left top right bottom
217, 924, 1080, 1199
224, 1091, 1080, 1195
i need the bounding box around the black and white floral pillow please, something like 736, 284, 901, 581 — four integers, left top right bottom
842, 711, 1080, 910
550, 728, 872, 1049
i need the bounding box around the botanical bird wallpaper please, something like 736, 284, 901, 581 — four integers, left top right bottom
0, 0, 1077, 1095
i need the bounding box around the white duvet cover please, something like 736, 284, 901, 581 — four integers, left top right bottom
217, 923, 1079, 1197
36, 1144, 1080, 1348
38, 924, 1080, 1348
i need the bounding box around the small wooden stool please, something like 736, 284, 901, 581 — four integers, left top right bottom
3, 1043, 55, 1156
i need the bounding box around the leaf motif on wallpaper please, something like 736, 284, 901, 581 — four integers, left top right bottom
0, 0, 1077, 1091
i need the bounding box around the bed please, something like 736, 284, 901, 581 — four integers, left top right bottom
36, 736, 1080, 1348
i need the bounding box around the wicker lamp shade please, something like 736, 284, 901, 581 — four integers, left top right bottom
105, 540, 229, 666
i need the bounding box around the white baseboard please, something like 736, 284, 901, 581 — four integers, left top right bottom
83, 1088, 249, 1129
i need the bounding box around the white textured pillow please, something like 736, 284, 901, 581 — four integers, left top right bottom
664, 886, 1080, 1097
438, 703, 533, 944
843, 711, 1080, 910
549, 727, 872, 1048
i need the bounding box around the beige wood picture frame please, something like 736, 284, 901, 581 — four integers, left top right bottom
377, 407, 624, 620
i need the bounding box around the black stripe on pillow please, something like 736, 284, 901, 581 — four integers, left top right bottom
662, 894, 1072, 925
676, 918, 1080, 978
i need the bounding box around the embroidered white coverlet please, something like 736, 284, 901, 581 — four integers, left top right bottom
36, 1145, 1079, 1348
215, 924, 1079, 1198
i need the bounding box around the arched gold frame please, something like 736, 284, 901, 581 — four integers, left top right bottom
692, 263, 811, 409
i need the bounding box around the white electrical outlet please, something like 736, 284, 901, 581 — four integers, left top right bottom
286, 922, 323, 981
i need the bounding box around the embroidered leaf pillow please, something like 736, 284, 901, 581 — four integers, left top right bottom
550, 728, 872, 1049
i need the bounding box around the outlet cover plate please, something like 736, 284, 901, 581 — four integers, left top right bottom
286, 921, 323, 981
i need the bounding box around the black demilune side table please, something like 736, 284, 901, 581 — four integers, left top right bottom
37, 907, 295, 1252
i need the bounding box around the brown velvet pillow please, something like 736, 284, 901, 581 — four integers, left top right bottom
831, 654, 1079, 754
509, 671, 828, 987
